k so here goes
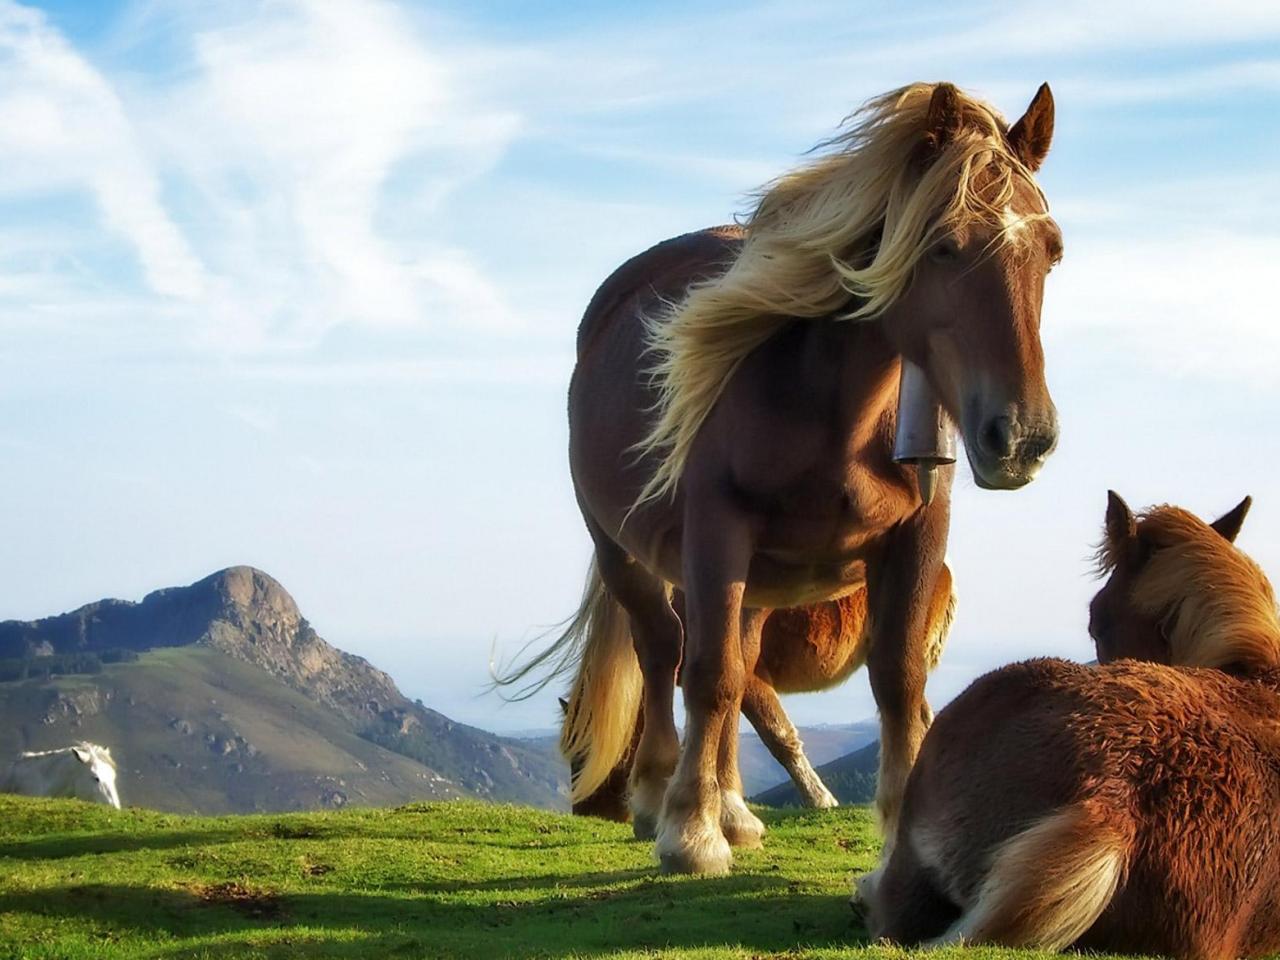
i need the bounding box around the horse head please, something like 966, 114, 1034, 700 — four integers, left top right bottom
878, 83, 1062, 490
1089, 491, 1279, 673
71, 743, 121, 809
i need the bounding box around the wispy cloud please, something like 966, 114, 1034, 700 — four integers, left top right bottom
0, 0, 525, 352
0, 0, 206, 299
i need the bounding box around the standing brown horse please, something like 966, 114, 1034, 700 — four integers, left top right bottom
864, 493, 1280, 957
507, 81, 1062, 874
571, 566, 956, 818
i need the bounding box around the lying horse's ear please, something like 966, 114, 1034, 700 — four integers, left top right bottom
1106, 490, 1136, 546
1007, 82, 1055, 172
1210, 496, 1252, 543
923, 82, 964, 154
72, 747, 91, 764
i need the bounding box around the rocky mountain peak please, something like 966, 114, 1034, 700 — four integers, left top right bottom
199, 566, 301, 623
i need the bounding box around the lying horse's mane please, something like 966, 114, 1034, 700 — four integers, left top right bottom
1099, 505, 1280, 672
631, 82, 1049, 510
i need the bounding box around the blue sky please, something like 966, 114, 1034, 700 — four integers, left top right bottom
0, 0, 1278, 732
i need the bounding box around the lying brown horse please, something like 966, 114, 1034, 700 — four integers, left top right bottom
864, 492, 1280, 958
506, 81, 1061, 873
572, 567, 956, 818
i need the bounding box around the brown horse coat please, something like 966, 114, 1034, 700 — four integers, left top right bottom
572, 567, 956, 817
865, 495, 1280, 958
872, 658, 1280, 957
508, 82, 1061, 875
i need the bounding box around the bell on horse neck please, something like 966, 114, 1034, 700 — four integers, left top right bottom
892, 360, 957, 507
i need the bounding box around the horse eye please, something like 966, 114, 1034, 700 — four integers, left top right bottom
929, 239, 959, 264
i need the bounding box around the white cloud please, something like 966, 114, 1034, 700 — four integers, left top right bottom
1046, 230, 1280, 386
0, 0, 525, 351
0, 1, 206, 299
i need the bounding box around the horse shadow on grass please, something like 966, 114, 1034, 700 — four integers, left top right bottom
0, 869, 868, 958
0, 826, 250, 861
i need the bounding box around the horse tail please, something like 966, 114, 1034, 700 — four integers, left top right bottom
957, 800, 1132, 949
923, 562, 958, 674
560, 562, 641, 803
492, 559, 641, 804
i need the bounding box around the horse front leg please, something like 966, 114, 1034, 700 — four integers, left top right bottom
866, 496, 950, 859
715, 608, 768, 847
656, 502, 752, 875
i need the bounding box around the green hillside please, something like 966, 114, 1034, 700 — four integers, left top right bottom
0, 567, 568, 811
0, 795, 1077, 960
0, 647, 465, 813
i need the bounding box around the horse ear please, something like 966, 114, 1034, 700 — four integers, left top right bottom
1007, 82, 1055, 172
72, 747, 91, 764
558, 697, 569, 715
1106, 490, 1136, 546
1210, 496, 1252, 543
923, 82, 964, 153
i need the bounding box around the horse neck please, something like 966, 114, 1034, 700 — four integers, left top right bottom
796, 316, 900, 445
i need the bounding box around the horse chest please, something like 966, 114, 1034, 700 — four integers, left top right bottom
756, 461, 913, 555
742, 471, 913, 607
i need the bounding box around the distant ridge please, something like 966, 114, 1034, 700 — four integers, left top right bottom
0, 567, 568, 813
751, 740, 880, 807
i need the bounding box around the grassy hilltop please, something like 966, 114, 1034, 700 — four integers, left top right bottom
0, 797, 1083, 960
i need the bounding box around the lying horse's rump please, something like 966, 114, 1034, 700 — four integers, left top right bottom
865, 494, 1280, 957
873, 658, 1280, 955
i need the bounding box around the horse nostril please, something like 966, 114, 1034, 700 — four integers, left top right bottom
1023, 431, 1057, 462
981, 415, 1015, 459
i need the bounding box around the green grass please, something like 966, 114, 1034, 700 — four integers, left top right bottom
0, 797, 1067, 960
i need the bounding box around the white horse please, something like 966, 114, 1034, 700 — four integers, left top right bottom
0, 743, 121, 808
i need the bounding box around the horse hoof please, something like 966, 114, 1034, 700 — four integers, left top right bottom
632, 812, 658, 841
811, 790, 839, 810
656, 820, 733, 875
719, 790, 766, 848
849, 866, 882, 926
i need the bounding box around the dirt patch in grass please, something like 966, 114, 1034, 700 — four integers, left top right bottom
187, 881, 284, 920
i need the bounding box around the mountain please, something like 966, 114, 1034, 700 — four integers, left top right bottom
0, 567, 567, 813
751, 740, 880, 807
736, 721, 879, 796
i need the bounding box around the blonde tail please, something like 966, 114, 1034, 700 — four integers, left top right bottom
939, 802, 1131, 949
492, 559, 642, 803
923, 563, 958, 674
561, 563, 641, 802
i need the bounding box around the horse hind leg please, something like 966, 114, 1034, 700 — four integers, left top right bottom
741, 673, 837, 809
589, 533, 683, 841
859, 826, 959, 944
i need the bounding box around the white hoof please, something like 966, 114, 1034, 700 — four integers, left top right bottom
655, 813, 732, 874
850, 865, 883, 923
719, 789, 765, 848
807, 785, 839, 809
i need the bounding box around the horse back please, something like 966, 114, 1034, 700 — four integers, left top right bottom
575, 226, 744, 357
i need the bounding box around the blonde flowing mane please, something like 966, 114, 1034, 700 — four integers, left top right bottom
1102, 506, 1280, 672
631, 82, 1048, 510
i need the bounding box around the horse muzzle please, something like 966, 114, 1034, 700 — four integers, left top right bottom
964, 400, 1058, 490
